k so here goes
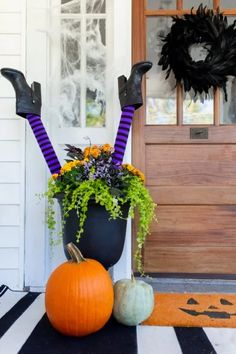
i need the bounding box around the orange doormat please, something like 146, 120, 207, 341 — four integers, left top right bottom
143, 293, 236, 328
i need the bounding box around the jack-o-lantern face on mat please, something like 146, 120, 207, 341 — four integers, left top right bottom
143, 293, 236, 328
180, 297, 236, 319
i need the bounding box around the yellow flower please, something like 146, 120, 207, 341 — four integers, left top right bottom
51, 173, 58, 180
122, 164, 145, 183
74, 160, 84, 166
123, 164, 135, 172
135, 170, 145, 183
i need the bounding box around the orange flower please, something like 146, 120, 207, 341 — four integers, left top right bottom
84, 147, 91, 158
102, 144, 113, 153
84, 145, 101, 159
91, 148, 100, 158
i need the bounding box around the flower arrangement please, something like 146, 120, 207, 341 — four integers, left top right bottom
46, 143, 156, 273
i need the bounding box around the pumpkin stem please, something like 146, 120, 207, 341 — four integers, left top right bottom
131, 270, 135, 282
66, 243, 86, 263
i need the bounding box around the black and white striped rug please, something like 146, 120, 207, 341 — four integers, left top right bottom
0, 285, 235, 354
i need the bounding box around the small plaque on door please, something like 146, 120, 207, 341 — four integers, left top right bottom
190, 127, 208, 139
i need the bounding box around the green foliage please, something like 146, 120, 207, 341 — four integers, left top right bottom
45, 144, 157, 274
46, 175, 156, 274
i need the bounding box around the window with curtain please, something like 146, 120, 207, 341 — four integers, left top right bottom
59, 0, 106, 128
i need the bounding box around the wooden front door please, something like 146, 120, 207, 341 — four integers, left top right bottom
132, 0, 236, 275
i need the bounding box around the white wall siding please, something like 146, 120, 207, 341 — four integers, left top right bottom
0, 141, 21, 161
0, 0, 22, 13
0, 227, 20, 247
0, 14, 21, 33
0, 120, 21, 140
0, 205, 20, 226
0, 56, 21, 70
0, 163, 21, 183
0, 35, 21, 55
0, 0, 26, 289
0, 98, 18, 118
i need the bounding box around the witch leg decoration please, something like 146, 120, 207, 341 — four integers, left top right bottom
1, 68, 61, 175
112, 61, 152, 166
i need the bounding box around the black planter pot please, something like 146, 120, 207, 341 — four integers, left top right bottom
57, 198, 129, 269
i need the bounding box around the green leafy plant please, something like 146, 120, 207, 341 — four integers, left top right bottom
45, 143, 157, 274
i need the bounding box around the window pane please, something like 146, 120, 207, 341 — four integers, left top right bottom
86, 0, 106, 13
86, 19, 106, 127
221, 0, 236, 7
227, 17, 236, 25
221, 77, 236, 124
183, 0, 212, 8
146, 17, 176, 125
183, 92, 214, 124
61, 0, 80, 13
147, 0, 176, 10
221, 17, 236, 124
60, 19, 81, 127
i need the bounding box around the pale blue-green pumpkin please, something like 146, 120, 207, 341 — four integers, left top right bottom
113, 277, 154, 326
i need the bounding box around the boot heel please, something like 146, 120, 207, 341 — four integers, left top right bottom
118, 75, 127, 92
31, 82, 42, 106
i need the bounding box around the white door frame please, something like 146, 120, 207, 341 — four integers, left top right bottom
24, 0, 132, 289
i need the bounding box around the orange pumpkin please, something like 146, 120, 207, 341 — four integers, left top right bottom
45, 243, 114, 336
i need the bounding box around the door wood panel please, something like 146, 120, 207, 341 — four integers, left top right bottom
144, 247, 236, 273
132, 0, 236, 275
145, 126, 236, 144
149, 186, 236, 205
149, 205, 236, 247
146, 144, 236, 186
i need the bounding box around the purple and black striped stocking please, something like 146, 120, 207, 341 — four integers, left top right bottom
112, 106, 135, 165
27, 114, 61, 175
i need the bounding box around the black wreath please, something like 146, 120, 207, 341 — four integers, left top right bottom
158, 4, 236, 101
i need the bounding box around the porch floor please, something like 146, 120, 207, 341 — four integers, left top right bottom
1, 284, 236, 353
145, 277, 236, 293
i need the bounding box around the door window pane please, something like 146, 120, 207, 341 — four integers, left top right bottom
60, 19, 81, 127
221, 17, 236, 124
86, 19, 106, 127
147, 0, 176, 10
183, 0, 212, 8
86, 0, 106, 13
183, 92, 214, 124
221, 76, 236, 124
227, 16, 236, 25
146, 17, 176, 124
221, 0, 236, 8
61, 0, 80, 13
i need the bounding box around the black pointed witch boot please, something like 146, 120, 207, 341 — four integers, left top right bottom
1, 67, 61, 174
1, 67, 41, 117
118, 61, 152, 110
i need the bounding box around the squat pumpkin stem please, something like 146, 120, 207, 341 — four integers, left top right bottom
66, 243, 86, 263
131, 270, 136, 282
